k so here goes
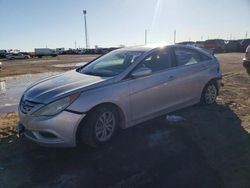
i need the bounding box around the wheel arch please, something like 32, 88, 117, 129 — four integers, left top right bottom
75, 102, 126, 145
200, 78, 219, 96
200, 78, 219, 104
207, 78, 220, 93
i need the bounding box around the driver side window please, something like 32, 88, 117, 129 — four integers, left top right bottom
136, 48, 173, 73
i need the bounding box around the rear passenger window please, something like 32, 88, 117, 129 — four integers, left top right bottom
174, 48, 211, 66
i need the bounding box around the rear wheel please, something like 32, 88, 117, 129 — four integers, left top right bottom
79, 106, 118, 147
200, 82, 218, 105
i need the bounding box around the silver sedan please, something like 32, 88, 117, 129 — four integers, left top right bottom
17, 44, 222, 147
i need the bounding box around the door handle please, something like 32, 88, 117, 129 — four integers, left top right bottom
168, 76, 175, 81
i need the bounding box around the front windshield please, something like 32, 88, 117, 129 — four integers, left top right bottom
78, 50, 144, 77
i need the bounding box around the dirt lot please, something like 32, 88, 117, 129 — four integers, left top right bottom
0, 55, 99, 78
0, 53, 250, 188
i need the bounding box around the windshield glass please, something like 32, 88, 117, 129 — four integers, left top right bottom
78, 50, 144, 77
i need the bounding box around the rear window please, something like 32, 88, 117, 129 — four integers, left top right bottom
174, 47, 212, 66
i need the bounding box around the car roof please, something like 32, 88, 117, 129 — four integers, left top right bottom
116, 46, 155, 52
114, 44, 213, 57
116, 43, 207, 52
116, 43, 176, 53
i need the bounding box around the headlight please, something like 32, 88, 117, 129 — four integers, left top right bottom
32, 93, 80, 116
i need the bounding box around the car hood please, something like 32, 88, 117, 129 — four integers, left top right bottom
23, 70, 112, 103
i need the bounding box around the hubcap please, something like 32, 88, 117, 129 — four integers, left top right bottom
205, 85, 217, 104
95, 111, 115, 142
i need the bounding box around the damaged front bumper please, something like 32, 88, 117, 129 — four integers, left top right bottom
18, 110, 86, 147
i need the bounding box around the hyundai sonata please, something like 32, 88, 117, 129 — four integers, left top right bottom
17, 44, 222, 147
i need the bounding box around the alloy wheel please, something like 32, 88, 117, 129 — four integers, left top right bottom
95, 111, 116, 142
205, 84, 217, 104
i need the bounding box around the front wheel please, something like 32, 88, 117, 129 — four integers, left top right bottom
79, 106, 118, 147
200, 82, 218, 105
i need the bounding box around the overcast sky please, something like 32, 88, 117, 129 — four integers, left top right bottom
0, 0, 250, 51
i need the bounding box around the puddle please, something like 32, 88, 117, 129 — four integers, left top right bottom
0, 72, 60, 113
27, 59, 58, 63
0, 81, 6, 94
52, 62, 87, 68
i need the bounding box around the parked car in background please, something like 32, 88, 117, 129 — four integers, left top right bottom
225, 40, 240, 52
21, 52, 35, 58
62, 49, 79, 55
0, 62, 2, 71
177, 41, 195, 46
194, 41, 214, 55
204, 39, 226, 53
239, 39, 250, 52
17, 44, 222, 147
6, 53, 30, 60
243, 44, 250, 68
56, 48, 65, 54
35, 48, 58, 58
0, 50, 7, 58
195, 41, 205, 48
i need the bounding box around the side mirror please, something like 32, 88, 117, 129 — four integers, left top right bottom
131, 67, 152, 78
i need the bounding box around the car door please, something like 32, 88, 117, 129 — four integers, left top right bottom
128, 47, 182, 122
171, 47, 213, 104
18, 54, 24, 59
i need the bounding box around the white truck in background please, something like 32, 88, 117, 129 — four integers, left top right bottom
34, 48, 58, 58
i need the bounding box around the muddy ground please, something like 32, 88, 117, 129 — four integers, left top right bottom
0, 53, 250, 188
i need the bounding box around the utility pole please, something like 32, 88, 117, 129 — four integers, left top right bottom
174, 30, 176, 44
145, 29, 148, 45
83, 10, 88, 49
246, 32, 248, 39
74, 41, 77, 49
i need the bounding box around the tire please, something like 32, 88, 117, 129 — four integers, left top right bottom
79, 105, 118, 147
200, 82, 218, 105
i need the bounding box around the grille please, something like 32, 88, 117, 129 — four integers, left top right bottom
20, 100, 39, 114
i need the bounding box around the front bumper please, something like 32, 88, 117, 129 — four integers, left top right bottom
18, 110, 85, 147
